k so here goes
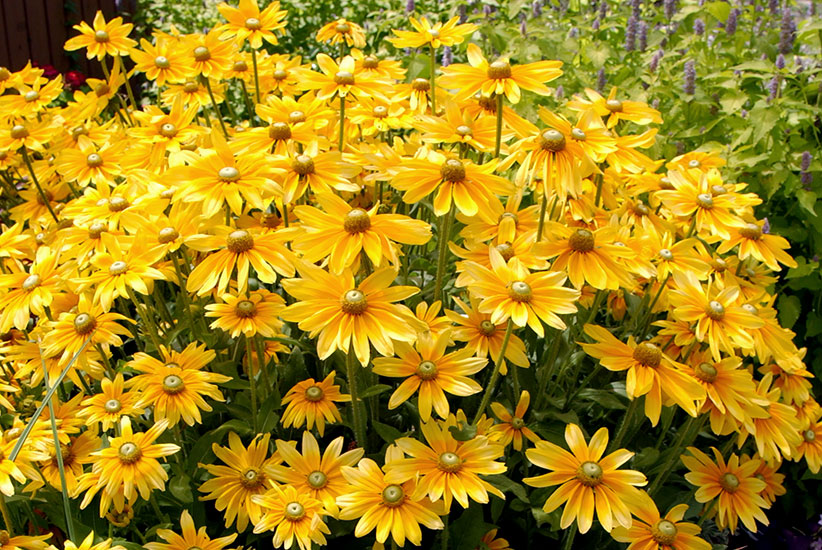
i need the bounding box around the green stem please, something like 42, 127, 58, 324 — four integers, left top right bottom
472, 319, 514, 425
535, 330, 562, 409
251, 49, 262, 104
117, 55, 138, 114
21, 148, 58, 223
429, 43, 437, 114
239, 79, 255, 122
636, 273, 671, 339
41, 365, 76, 541
201, 76, 229, 138
536, 192, 549, 241
338, 94, 346, 151
594, 172, 604, 207
441, 513, 449, 550
647, 415, 705, 496
0, 491, 13, 535
697, 498, 717, 527
433, 203, 456, 302
510, 361, 521, 400
126, 287, 165, 354
494, 94, 504, 157
561, 525, 576, 550
254, 335, 271, 400
609, 396, 640, 452
347, 347, 367, 449
245, 336, 259, 433
171, 252, 200, 341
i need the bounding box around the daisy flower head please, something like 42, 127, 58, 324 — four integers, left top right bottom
567, 87, 663, 129
611, 490, 711, 550
64, 11, 137, 60
252, 484, 330, 550
682, 447, 770, 533
523, 423, 647, 534
337, 457, 445, 547
281, 263, 425, 365
145, 511, 237, 550
268, 431, 364, 517
388, 16, 478, 49
80, 373, 142, 432
316, 18, 367, 48
439, 43, 562, 104
199, 433, 279, 531
280, 372, 351, 436
372, 330, 486, 421
489, 390, 541, 450
216, 0, 288, 48
391, 149, 514, 217
205, 289, 285, 338
460, 247, 580, 337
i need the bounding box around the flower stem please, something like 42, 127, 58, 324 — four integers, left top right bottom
536, 192, 549, 241
472, 319, 513, 425
41, 362, 76, 542
117, 55, 138, 113
535, 329, 562, 409
428, 43, 437, 114
609, 396, 639, 452
561, 525, 576, 550
647, 415, 706, 496
338, 94, 346, 151
494, 94, 504, 157
0, 494, 13, 535
251, 49, 262, 104
433, 203, 456, 302
254, 334, 271, 399
201, 75, 229, 138
126, 286, 165, 354
21, 147, 58, 223
594, 172, 604, 207
245, 336, 259, 433
347, 347, 367, 450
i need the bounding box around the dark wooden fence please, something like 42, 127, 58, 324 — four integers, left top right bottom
0, 0, 127, 77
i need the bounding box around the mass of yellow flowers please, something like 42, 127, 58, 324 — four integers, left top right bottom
0, 2, 817, 550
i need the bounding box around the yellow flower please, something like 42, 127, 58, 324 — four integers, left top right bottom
524, 423, 647, 533
79, 242, 166, 311
489, 391, 541, 450
64, 11, 137, 60
391, 150, 514, 217
80, 373, 141, 432
185, 227, 295, 297
252, 484, 330, 550
33, 431, 99, 494
460, 247, 580, 336
611, 490, 711, 550
145, 510, 237, 550
182, 30, 236, 79
280, 372, 351, 436
130, 37, 189, 86
388, 16, 478, 49
385, 415, 505, 511
292, 191, 431, 274
439, 43, 562, 104
216, 0, 288, 48
682, 447, 770, 532
299, 54, 389, 100
580, 325, 706, 426
83, 417, 179, 512
205, 289, 285, 338
281, 264, 424, 365
268, 430, 364, 517
0, 531, 51, 550
316, 19, 367, 48
373, 330, 485, 421
716, 220, 797, 271
337, 457, 445, 547
0, 246, 63, 333
126, 343, 230, 426
55, 140, 124, 189
199, 433, 279, 531
567, 87, 662, 129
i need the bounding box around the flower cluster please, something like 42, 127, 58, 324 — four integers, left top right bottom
0, 3, 816, 550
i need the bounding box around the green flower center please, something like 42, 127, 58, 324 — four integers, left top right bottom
241, 468, 265, 488
440, 159, 466, 182
695, 362, 718, 383
193, 46, 211, 62
705, 300, 725, 320
245, 17, 262, 30
118, 442, 142, 463
571, 127, 587, 141
696, 193, 714, 209
508, 281, 532, 303
104, 398, 122, 413
160, 123, 177, 138
738, 223, 762, 241
496, 242, 515, 261
411, 78, 430, 91
382, 484, 405, 506
289, 110, 306, 123
108, 260, 128, 275
162, 374, 185, 394
219, 166, 241, 182
86, 153, 103, 167
438, 452, 463, 473
158, 226, 179, 244
307, 470, 328, 489
24, 91, 39, 102
268, 122, 292, 141
658, 248, 674, 260
651, 519, 678, 545
416, 360, 438, 381
341, 289, 368, 315
94, 30, 110, 43
719, 472, 740, 493
540, 129, 566, 152
479, 320, 496, 336
235, 300, 257, 318
304, 385, 324, 402
373, 105, 388, 118
605, 98, 623, 112
511, 417, 525, 429
805, 429, 816, 442
108, 197, 129, 212
576, 461, 603, 486
362, 56, 379, 69
22, 274, 41, 291
285, 502, 305, 520
292, 154, 315, 176
154, 56, 170, 69
73, 313, 97, 335
10, 125, 29, 139
334, 71, 355, 85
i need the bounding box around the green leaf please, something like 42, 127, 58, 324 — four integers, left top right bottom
169, 474, 193, 504
796, 190, 818, 217
486, 474, 529, 502
372, 420, 402, 444
448, 421, 478, 441
576, 389, 628, 410
704, 1, 731, 22
450, 505, 494, 550
359, 384, 392, 399
777, 294, 802, 329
